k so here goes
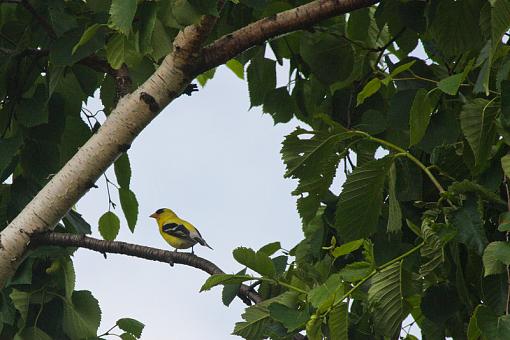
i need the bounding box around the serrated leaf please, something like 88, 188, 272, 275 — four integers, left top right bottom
222, 268, 247, 307
98, 211, 121, 241
247, 56, 276, 107
328, 303, 348, 340
233, 304, 271, 339
72, 24, 105, 54
356, 78, 381, 106
263, 87, 296, 124
117, 318, 145, 338
233, 247, 276, 277
109, 0, 137, 35
114, 153, 131, 188
451, 195, 488, 255
63, 291, 101, 339
307, 274, 343, 312
387, 163, 402, 233
409, 89, 432, 146
460, 98, 498, 167
258, 242, 281, 256
63, 259, 76, 300
200, 274, 255, 292
9, 289, 29, 322
483, 241, 510, 276
368, 262, 403, 337
420, 220, 447, 277
335, 157, 393, 241
119, 188, 139, 232
306, 315, 322, 340
226, 59, 244, 79
268, 303, 309, 332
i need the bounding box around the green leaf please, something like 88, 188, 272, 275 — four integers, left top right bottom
9, 289, 29, 322
247, 56, 276, 107
138, 3, 158, 55
338, 261, 373, 282
106, 34, 127, 69
368, 262, 403, 337
448, 180, 506, 207
483, 241, 510, 276
263, 87, 296, 124
98, 211, 121, 241
388, 60, 416, 78
328, 303, 348, 340
120, 333, 137, 340
460, 98, 498, 167
188, 0, 219, 16
491, 0, 510, 50
468, 305, 482, 340
60, 115, 91, 165
307, 274, 343, 311
409, 89, 433, 146
226, 59, 244, 79
63, 291, 101, 339
421, 284, 460, 324
117, 318, 145, 338
268, 303, 309, 332
233, 247, 276, 277
258, 242, 281, 256
335, 157, 394, 241
476, 305, 510, 340
306, 315, 323, 340
233, 304, 271, 339
387, 163, 402, 233
114, 153, 131, 188
502, 154, 510, 179
221, 268, 247, 307
200, 274, 255, 292
119, 188, 139, 232
108, 0, 137, 35
72, 24, 105, 54
450, 196, 488, 256
332, 239, 364, 258
171, 0, 201, 26
14, 327, 52, 340
420, 221, 449, 277
428, 0, 484, 58
300, 32, 354, 85
356, 78, 381, 106
63, 258, 76, 300
437, 73, 464, 95
0, 135, 22, 177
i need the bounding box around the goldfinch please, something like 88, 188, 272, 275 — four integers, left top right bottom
150, 208, 212, 253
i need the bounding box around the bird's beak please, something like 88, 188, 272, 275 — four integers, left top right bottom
149, 213, 158, 218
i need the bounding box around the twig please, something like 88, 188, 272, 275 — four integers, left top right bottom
31, 232, 262, 305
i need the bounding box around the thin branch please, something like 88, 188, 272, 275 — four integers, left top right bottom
31, 232, 262, 305
198, 0, 380, 73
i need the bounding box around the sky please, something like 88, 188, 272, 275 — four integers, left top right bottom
74, 65, 308, 339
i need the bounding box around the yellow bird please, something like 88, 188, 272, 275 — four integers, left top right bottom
150, 208, 212, 253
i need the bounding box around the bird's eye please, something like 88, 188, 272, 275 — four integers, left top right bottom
156, 208, 165, 214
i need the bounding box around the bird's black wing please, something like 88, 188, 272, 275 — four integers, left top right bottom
162, 223, 192, 240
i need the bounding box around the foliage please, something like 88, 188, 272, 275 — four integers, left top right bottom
2, 0, 510, 339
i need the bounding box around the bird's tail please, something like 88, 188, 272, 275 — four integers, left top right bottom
194, 237, 213, 250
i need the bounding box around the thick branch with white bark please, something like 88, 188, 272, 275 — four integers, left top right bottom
0, 0, 378, 286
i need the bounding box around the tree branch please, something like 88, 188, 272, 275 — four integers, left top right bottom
197, 0, 380, 73
31, 232, 261, 305
0, 0, 378, 288
0, 12, 221, 287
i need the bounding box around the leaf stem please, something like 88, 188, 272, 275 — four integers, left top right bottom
354, 131, 445, 193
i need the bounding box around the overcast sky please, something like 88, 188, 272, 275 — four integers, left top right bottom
74, 65, 310, 339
